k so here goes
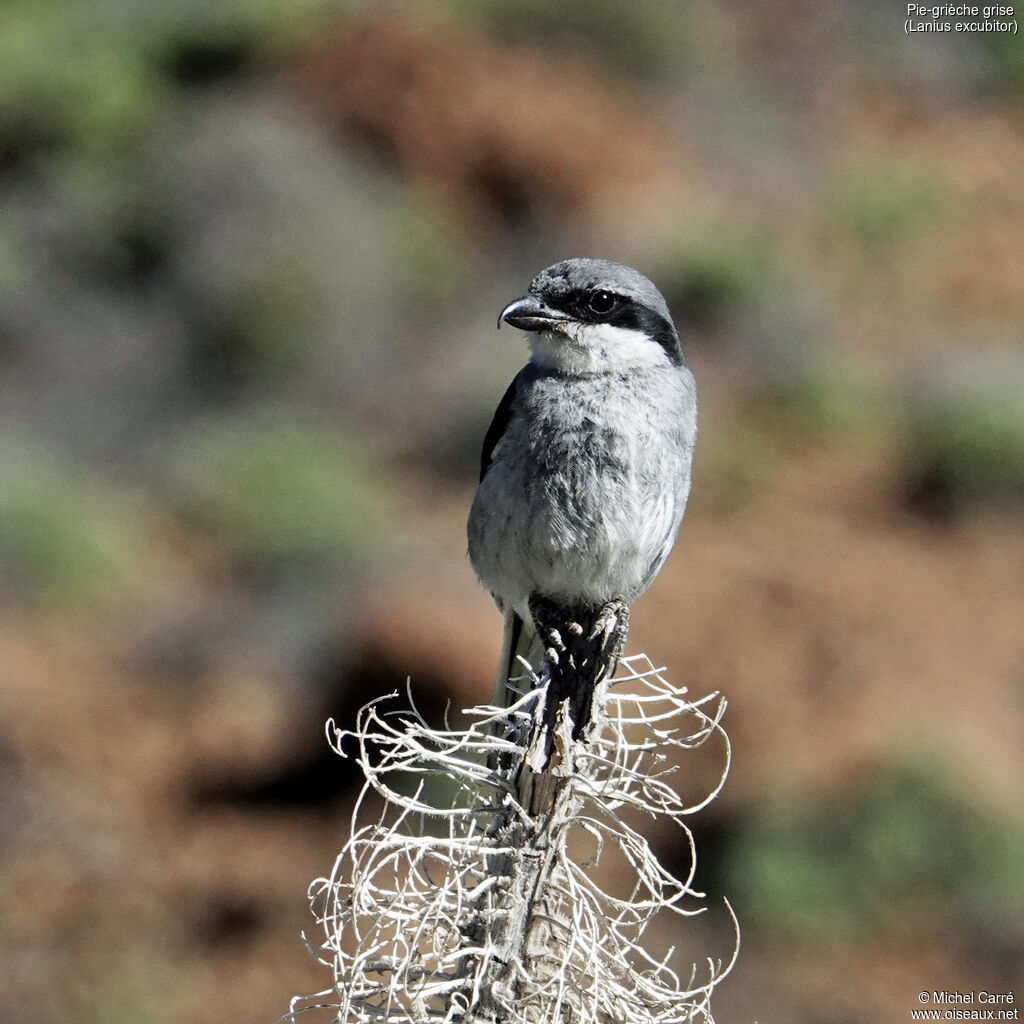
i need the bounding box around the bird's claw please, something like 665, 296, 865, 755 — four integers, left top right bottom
588, 598, 630, 661
589, 605, 619, 643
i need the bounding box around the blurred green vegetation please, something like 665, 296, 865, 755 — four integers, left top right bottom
747, 358, 883, 442
903, 383, 1024, 520
74, 979, 160, 1024
824, 163, 945, 254
441, 0, 699, 82
693, 359, 886, 515
394, 192, 472, 309
655, 219, 782, 328
0, 0, 339, 129
0, 440, 147, 604
0, 0, 341, 227
0, 3, 159, 162
224, 260, 324, 376
692, 428, 771, 515
0, 221, 25, 295
723, 763, 1024, 941
981, 32, 1024, 97
216, 175, 472, 382
87, 1001, 155, 1024
162, 412, 389, 574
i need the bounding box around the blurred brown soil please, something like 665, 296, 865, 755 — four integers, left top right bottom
294, 7, 683, 232
822, 93, 1024, 352
0, 611, 333, 1023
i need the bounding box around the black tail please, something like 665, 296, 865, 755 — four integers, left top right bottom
490, 610, 546, 711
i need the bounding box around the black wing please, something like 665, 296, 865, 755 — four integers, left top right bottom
479, 374, 520, 482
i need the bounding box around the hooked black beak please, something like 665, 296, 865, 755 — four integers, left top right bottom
498, 295, 572, 332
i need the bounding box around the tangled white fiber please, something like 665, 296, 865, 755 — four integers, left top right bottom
287, 653, 737, 1024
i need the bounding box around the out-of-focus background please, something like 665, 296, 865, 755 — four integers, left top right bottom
1, 1, 1023, 1021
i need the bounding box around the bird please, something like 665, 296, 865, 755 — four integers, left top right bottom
467, 258, 697, 742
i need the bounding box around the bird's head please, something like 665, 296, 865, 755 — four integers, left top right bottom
498, 258, 683, 376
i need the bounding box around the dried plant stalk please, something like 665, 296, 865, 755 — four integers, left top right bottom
287, 654, 736, 1024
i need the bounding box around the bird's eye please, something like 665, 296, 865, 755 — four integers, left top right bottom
587, 290, 616, 316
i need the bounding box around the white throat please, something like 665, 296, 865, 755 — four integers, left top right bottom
529, 323, 671, 376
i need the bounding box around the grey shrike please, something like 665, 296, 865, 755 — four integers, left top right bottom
467, 259, 697, 734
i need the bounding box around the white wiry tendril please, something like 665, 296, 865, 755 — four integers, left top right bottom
286, 654, 737, 1024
